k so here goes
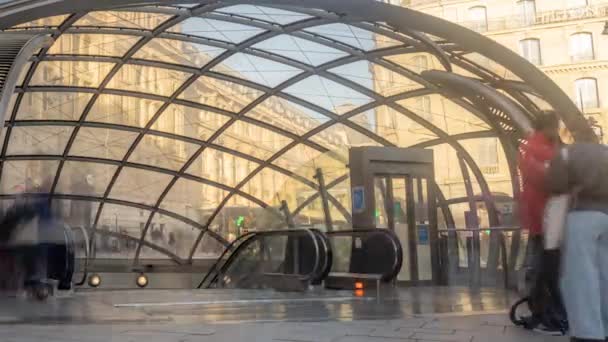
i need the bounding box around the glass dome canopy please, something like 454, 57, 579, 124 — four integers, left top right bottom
0, 0, 592, 265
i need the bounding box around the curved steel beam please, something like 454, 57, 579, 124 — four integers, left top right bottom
0, 34, 53, 126
421, 70, 533, 135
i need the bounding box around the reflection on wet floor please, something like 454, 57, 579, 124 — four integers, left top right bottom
0, 287, 516, 325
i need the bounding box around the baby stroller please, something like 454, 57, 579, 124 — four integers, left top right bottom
510, 246, 568, 335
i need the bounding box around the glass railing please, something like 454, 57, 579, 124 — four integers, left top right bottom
437, 227, 527, 289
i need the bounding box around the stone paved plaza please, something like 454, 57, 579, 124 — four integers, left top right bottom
0, 287, 568, 342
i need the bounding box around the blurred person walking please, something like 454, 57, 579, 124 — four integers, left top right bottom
547, 142, 608, 342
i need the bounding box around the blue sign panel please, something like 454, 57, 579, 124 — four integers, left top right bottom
418, 224, 429, 245
352, 186, 365, 214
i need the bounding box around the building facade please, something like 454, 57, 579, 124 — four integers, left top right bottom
373, 0, 608, 228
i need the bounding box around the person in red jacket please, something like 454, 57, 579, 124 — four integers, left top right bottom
516, 112, 563, 335
519, 113, 560, 237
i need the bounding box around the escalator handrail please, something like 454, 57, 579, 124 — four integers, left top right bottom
70, 225, 90, 286
325, 229, 403, 282
199, 228, 323, 289
197, 231, 259, 289
310, 229, 332, 283
206, 229, 322, 289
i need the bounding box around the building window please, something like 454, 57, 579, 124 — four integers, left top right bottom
413, 55, 428, 72
416, 96, 432, 122
569, 0, 588, 7
519, 38, 542, 65
478, 138, 499, 174
468, 6, 488, 32
575, 78, 599, 110
517, 0, 536, 25
569, 32, 594, 62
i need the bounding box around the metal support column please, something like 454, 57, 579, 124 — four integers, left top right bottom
280, 200, 296, 229
458, 154, 481, 287
315, 168, 333, 232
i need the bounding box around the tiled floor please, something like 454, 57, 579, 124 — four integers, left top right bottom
0, 287, 568, 342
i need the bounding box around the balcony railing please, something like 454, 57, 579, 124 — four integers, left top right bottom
460, 4, 608, 33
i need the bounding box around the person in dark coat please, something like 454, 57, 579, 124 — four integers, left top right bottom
546, 143, 608, 342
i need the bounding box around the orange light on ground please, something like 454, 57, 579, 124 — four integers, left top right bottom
355, 281, 364, 290
354, 289, 365, 297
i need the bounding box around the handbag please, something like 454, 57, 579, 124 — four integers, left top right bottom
543, 194, 569, 250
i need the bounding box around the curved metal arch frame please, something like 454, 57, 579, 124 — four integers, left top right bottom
1, 10, 500, 262
0, 1, 592, 264
0, 0, 593, 137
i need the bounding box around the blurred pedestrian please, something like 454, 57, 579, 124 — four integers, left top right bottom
546, 142, 608, 342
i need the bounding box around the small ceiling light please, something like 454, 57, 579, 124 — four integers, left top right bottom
136, 273, 148, 288
603, 21, 608, 35
88, 274, 101, 288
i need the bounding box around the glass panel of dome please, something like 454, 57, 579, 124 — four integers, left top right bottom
211, 53, 302, 88
272, 143, 323, 178
16, 62, 32, 86
350, 106, 437, 147
48, 34, 140, 57
6, 94, 17, 119
87, 94, 163, 128
252, 35, 348, 66
16, 92, 93, 121
384, 53, 444, 74
138, 245, 175, 260
178, 76, 264, 113
95, 203, 150, 242
295, 196, 324, 227
167, 17, 264, 44
186, 147, 257, 187
69, 127, 138, 160
192, 232, 225, 259
109, 167, 172, 206
397, 94, 491, 135
283, 76, 373, 114
6, 126, 73, 155
30, 61, 115, 87
11, 14, 70, 28
243, 167, 308, 205
330, 61, 424, 97
247, 96, 329, 136
145, 214, 200, 259
207, 195, 263, 241
152, 104, 230, 142
461, 138, 508, 180
217, 5, 312, 25
215, 121, 292, 161
0, 160, 59, 194
55, 161, 117, 197
160, 178, 228, 220
52, 200, 99, 229
128, 135, 198, 171
133, 38, 225, 68
305, 24, 401, 51
74, 11, 172, 30
107, 64, 192, 97
309, 123, 381, 151
524, 92, 553, 111
462, 53, 523, 82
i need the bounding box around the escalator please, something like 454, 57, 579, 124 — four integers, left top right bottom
198, 228, 402, 292
198, 228, 331, 291
324, 229, 403, 289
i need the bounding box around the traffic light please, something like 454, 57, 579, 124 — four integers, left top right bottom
235, 215, 245, 228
